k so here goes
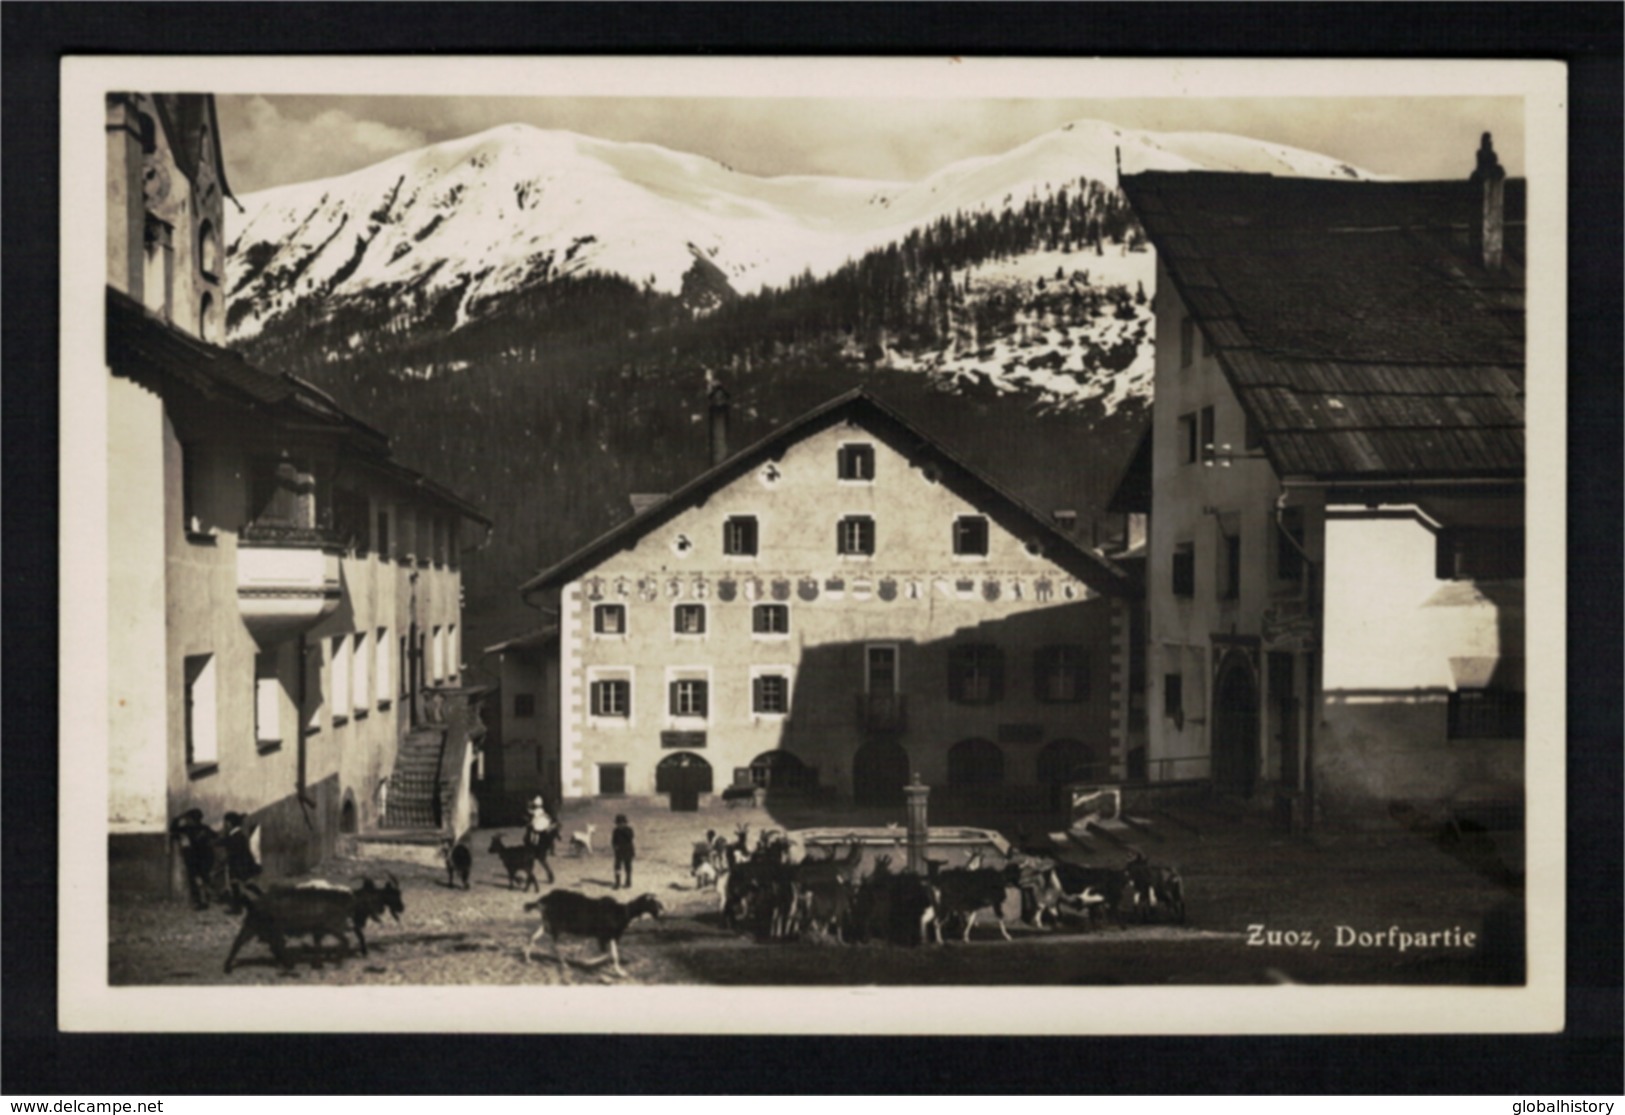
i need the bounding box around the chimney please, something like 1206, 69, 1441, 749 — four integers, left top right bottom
1470, 132, 1506, 272
708, 384, 731, 467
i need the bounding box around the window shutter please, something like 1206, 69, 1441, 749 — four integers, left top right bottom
752, 676, 764, 713
836, 520, 846, 554
669, 681, 680, 716
695, 682, 708, 717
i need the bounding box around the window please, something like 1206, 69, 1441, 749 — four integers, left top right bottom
1172, 542, 1195, 597
254, 651, 281, 748
143, 215, 174, 320
752, 604, 789, 635
1200, 406, 1216, 464
333, 489, 369, 555
598, 764, 627, 796
953, 515, 990, 557
594, 604, 626, 635
1245, 411, 1264, 451
185, 654, 218, 769
375, 627, 390, 707
330, 637, 350, 725
1164, 673, 1184, 725
838, 443, 876, 481
1275, 508, 1305, 582
1436, 528, 1524, 581
674, 604, 707, 636
1036, 646, 1090, 703
447, 625, 459, 681
948, 644, 1004, 705
723, 516, 759, 556
837, 515, 875, 556
753, 673, 790, 715
1180, 316, 1195, 368
1179, 413, 1198, 465
513, 693, 537, 719
670, 678, 709, 718
432, 625, 445, 683
866, 645, 898, 693
1218, 525, 1241, 602
352, 631, 370, 714
398, 635, 409, 699
591, 679, 630, 718
1448, 689, 1524, 739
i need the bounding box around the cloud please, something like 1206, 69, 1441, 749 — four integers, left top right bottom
221, 96, 428, 194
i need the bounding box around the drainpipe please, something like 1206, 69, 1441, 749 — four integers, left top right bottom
295, 634, 317, 829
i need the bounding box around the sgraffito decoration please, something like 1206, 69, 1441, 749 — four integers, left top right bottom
638, 577, 659, 603
772, 578, 792, 602
1034, 577, 1054, 602
982, 578, 1001, 602
692, 575, 710, 600
878, 577, 898, 602
797, 577, 819, 602
717, 577, 738, 602
824, 576, 846, 601
743, 576, 763, 602
851, 577, 873, 601
613, 576, 631, 599
585, 576, 605, 602
666, 576, 684, 600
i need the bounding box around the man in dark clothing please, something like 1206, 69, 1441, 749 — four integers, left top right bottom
169, 809, 219, 909
611, 814, 635, 890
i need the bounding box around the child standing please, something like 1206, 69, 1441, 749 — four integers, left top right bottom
611, 813, 635, 890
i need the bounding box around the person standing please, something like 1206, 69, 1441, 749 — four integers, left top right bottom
611, 814, 635, 890
524, 794, 558, 884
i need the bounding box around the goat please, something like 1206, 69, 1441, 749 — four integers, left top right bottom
1049, 860, 1134, 922
488, 834, 541, 892
222, 876, 401, 972
523, 889, 664, 979
442, 838, 473, 890
930, 865, 1021, 943
795, 836, 864, 890
795, 879, 853, 943
1125, 852, 1187, 924
853, 870, 940, 947
569, 823, 598, 857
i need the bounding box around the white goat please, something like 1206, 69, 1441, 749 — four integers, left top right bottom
569, 823, 598, 856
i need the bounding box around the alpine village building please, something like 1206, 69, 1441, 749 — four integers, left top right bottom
1112, 136, 1525, 827
511, 388, 1140, 812
105, 92, 489, 894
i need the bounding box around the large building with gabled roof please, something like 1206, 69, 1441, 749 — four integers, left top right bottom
1115, 138, 1526, 825
516, 387, 1140, 811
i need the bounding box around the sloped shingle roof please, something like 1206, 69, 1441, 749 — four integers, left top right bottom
1122, 171, 1526, 483
520, 389, 1135, 599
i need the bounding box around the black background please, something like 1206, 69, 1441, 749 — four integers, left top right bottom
4, 2, 1620, 1096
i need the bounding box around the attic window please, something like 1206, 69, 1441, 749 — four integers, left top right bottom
953, 516, 989, 557
838, 444, 875, 482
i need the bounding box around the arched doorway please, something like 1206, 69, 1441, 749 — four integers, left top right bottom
749, 750, 813, 790
1037, 738, 1101, 809
1212, 652, 1261, 797
947, 738, 1005, 788
852, 740, 909, 806
656, 752, 713, 812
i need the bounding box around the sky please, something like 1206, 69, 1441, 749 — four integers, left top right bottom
215, 92, 1527, 197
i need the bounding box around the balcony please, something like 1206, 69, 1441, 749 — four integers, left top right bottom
857, 691, 908, 735
236, 521, 343, 642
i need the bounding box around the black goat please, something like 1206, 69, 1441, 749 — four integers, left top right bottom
930, 865, 1020, 943
489, 834, 541, 891
442, 838, 473, 890
852, 870, 940, 947
795, 879, 853, 943
222, 876, 402, 973
523, 889, 664, 978
1125, 853, 1186, 924
1049, 860, 1134, 922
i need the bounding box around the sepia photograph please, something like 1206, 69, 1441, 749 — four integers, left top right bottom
59, 53, 1567, 1035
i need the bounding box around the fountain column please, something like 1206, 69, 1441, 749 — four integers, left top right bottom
904, 771, 930, 875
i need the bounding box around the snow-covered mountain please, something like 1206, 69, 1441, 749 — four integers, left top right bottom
227, 117, 1374, 347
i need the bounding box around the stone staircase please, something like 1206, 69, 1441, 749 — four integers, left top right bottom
383, 726, 450, 830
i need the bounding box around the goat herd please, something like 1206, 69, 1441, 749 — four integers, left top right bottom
174, 812, 1185, 981
687, 823, 1186, 951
